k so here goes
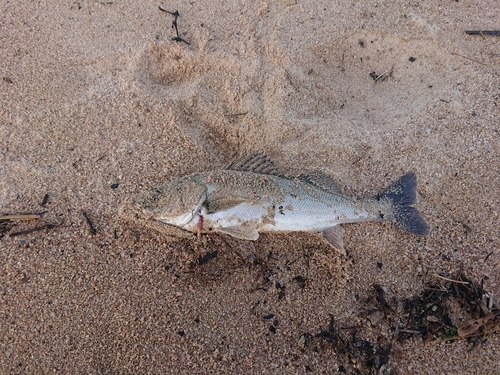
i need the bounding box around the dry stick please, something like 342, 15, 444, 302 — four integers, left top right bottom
224, 112, 248, 117
451, 52, 487, 66
0, 214, 40, 221
82, 211, 97, 235
465, 30, 500, 36
197, 251, 218, 265
158, 7, 190, 45
399, 329, 423, 334
284, 68, 300, 92
10, 224, 55, 237
433, 273, 470, 285
374, 68, 391, 82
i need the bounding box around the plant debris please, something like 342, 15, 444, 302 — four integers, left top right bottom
82, 211, 97, 235
306, 314, 392, 373
458, 312, 494, 337
9, 224, 55, 237
369, 67, 393, 82
158, 7, 190, 45
398, 270, 498, 342
465, 30, 500, 36
300, 271, 498, 373
0, 214, 40, 221
192, 251, 218, 266
0, 220, 12, 239
41, 193, 50, 206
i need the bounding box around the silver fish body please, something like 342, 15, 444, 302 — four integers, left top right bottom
129, 153, 429, 254
185, 170, 386, 231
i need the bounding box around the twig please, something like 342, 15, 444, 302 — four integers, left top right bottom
465, 30, 500, 36
451, 52, 486, 66
284, 68, 300, 92
197, 251, 218, 265
82, 211, 97, 235
224, 112, 248, 117
0, 214, 40, 221
10, 224, 55, 237
374, 68, 390, 82
399, 329, 423, 334
158, 7, 190, 45
433, 273, 470, 285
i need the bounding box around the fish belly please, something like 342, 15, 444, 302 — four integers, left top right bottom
261, 195, 375, 232
203, 203, 269, 230
201, 174, 380, 234
204, 196, 376, 234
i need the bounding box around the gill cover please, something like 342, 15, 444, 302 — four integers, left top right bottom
150, 177, 207, 227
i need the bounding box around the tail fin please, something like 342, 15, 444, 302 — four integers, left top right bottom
377, 172, 429, 235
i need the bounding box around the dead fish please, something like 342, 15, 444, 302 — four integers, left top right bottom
127, 153, 429, 254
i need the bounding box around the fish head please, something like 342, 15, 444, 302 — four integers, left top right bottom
132, 175, 207, 230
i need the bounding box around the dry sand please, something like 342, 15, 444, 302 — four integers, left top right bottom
1, 1, 499, 374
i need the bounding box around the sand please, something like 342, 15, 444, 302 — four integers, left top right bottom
1, 1, 499, 373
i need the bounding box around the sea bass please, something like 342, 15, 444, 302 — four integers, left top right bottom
128, 153, 429, 254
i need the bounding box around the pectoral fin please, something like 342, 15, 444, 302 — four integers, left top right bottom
322, 226, 345, 255
217, 225, 259, 241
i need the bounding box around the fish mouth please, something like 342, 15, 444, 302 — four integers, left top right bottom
154, 188, 207, 228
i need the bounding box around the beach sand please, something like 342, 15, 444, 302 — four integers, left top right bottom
1, 1, 499, 373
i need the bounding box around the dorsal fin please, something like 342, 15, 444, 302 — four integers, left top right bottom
225, 152, 282, 176
298, 171, 341, 194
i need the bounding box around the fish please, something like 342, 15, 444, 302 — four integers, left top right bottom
126, 153, 429, 254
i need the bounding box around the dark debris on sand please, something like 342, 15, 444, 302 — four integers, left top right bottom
299, 270, 498, 374
398, 270, 498, 342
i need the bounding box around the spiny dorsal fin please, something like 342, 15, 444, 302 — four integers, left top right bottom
225, 152, 282, 176
298, 171, 341, 194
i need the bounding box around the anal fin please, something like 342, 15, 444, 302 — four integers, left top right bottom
322, 226, 345, 256
217, 225, 260, 241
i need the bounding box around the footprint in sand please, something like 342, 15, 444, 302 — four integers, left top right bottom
134, 42, 263, 155
132, 30, 462, 163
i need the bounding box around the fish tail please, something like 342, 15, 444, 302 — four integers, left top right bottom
377, 172, 429, 235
